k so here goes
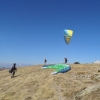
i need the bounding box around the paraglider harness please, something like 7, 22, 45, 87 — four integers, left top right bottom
9, 69, 12, 73
9, 66, 17, 73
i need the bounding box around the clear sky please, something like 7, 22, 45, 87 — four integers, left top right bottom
0, 0, 100, 66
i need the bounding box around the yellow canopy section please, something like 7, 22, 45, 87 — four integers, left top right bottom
64, 29, 73, 44
67, 30, 73, 37
65, 37, 71, 44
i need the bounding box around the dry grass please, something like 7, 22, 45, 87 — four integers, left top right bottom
0, 64, 100, 100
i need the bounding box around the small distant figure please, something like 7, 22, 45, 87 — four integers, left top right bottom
44, 59, 47, 65
64, 58, 68, 63
10, 63, 17, 78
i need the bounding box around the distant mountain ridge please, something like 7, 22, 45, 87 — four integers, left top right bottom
0, 62, 33, 68
0, 67, 9, 71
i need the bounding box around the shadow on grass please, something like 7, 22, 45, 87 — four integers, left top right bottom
11, 75, 20, 78
14, 75, 20, 77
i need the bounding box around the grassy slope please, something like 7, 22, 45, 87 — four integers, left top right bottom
0, 64, 100, 100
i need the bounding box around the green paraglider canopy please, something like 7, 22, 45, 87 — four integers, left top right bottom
42, 64, 71, 74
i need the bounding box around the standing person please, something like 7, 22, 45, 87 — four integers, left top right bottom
44, 59, 47, 65
64, 58, 68, 63
11, 63, 17, 78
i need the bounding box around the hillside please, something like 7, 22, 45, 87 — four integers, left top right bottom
0, 64, 100, 100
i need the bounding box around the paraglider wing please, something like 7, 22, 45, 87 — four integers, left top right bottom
64, 29, 73, 44
42, 64, 71, 75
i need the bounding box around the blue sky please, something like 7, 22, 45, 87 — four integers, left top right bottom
0, 0, 100, 66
